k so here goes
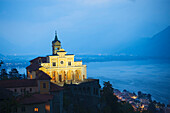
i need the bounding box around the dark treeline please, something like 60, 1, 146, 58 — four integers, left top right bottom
0, 68, 25, 80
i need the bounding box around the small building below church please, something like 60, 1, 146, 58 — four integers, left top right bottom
0, 71, 63, 113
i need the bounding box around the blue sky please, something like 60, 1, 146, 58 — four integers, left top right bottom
0, 0, 170, 55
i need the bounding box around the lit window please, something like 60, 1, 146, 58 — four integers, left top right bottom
60, 61, 64, 64
43, 83, 46, 88
68, 62, 71, 66
52, 62, 56, 66
30, 75, 32, 79
34, 107, 38, 112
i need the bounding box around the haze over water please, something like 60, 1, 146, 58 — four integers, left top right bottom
86, 59, 170, 105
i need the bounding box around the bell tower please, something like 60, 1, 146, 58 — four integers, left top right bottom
52, 31, 61, 55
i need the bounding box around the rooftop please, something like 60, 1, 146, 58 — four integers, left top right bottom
0, 79, 38, 88
36, 70, 52, 80
17, 94, 53, 105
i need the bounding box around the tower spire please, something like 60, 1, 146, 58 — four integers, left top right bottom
52, 31, 61, 55
55, 30, 58, 41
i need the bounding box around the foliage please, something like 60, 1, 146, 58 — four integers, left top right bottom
120, 102, 136, 113
0, 68, 23, 80
100, 81, 137, 113
0, 97, 19, 113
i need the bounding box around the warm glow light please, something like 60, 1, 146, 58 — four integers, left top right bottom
141, 105, 144, 109
34, 108, 38, 112
30, 75, 32, 79
131, 96, 137, 99
45, 104, 50, 112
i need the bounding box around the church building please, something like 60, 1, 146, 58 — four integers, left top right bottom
27, 32, 87, 85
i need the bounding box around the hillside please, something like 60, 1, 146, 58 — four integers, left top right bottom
118, 26, 170, 57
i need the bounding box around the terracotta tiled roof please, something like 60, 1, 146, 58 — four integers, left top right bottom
50, 82, 64, 92
17, 94, 53, 105
0, 79, 37, 88
36, 71, 52, 80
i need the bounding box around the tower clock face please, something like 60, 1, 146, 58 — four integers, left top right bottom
60, 61, 64, 64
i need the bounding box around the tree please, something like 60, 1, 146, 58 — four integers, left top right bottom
101, 81, 119, 113
147, 102, 156, 113
121, 103, 136, 113
147, 94, 152, 101
0, 60, 3, 67
8, 68, 22, 80
0, 97, 19, 113
0, 69, 8, 80
0, 88, 19, 113
138, 91, 142, 98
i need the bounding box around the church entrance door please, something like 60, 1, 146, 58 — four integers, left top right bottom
59, 75, 62, 82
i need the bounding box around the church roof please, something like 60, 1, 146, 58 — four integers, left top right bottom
29, 57, 47, 63
35, 71, 52, 80
50, 82, 64, 92
26, 63, 42, 72
57, 48, 66, 52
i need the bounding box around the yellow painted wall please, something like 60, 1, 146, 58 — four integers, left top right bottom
39, 81, 50, 94
27, 48, 87, 82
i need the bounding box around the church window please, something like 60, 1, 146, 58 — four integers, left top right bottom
68, 62, 71, 66
93, 88, 95, 95
60, 61, 64, 64
53, 62, 56, 66
96, 88, 99, 95
30, 75, 32, 79
38, 59, 41, 64
43, 83, 46, 88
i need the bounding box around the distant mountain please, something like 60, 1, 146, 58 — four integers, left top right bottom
118, 26, 170, 57
147, 26, 170, 57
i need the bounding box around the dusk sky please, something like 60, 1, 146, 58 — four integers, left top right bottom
0, 0, 170, 55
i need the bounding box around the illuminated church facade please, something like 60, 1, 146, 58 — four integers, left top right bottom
27, 32, 87, 85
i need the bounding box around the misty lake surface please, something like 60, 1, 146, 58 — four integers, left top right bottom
15, 59, 170, 105
86, 59, 170, 105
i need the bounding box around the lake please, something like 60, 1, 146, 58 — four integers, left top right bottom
86, 59, 170, 105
